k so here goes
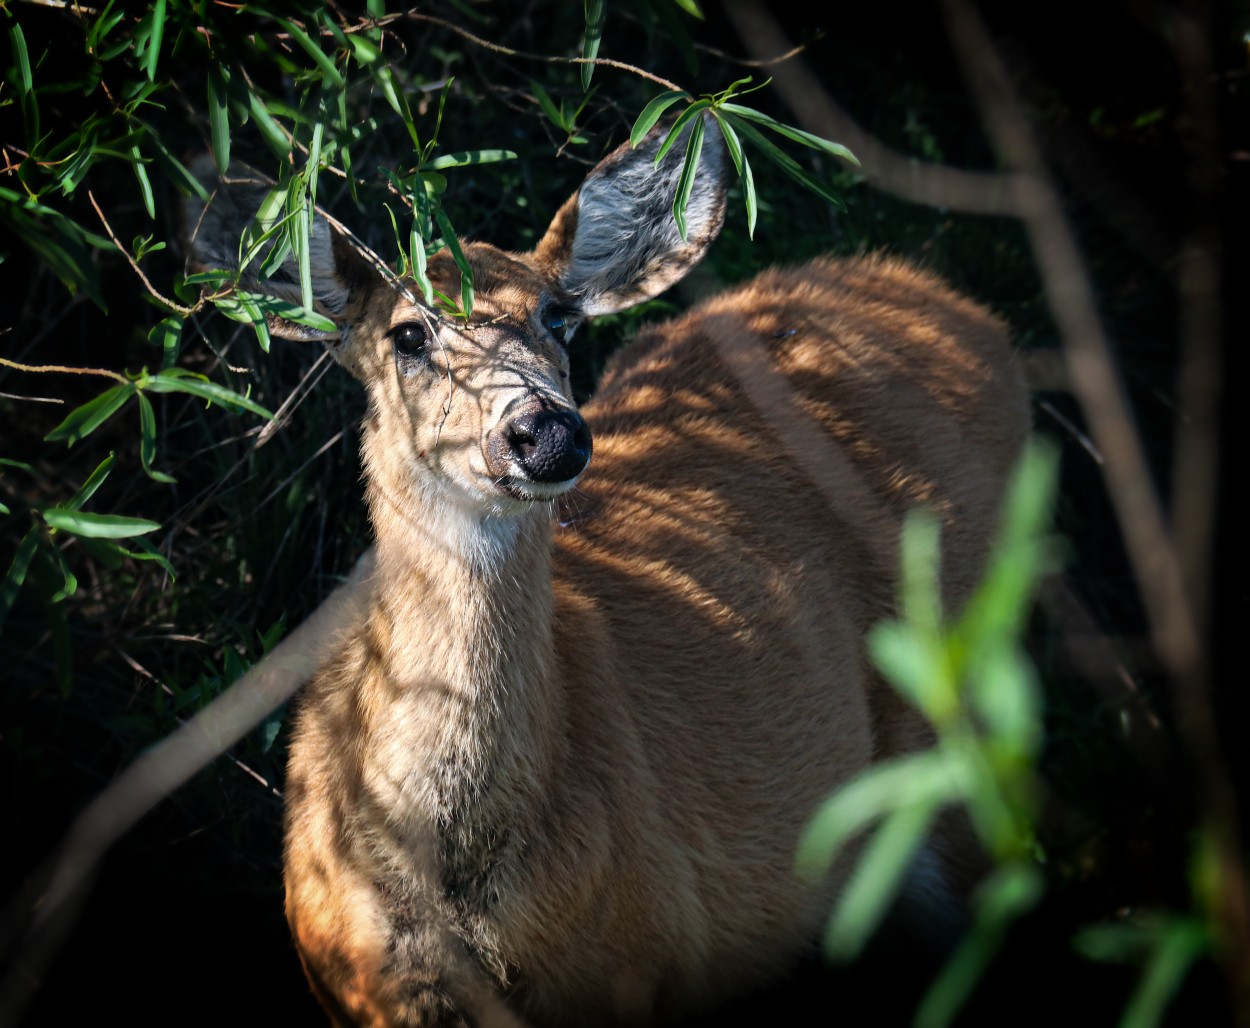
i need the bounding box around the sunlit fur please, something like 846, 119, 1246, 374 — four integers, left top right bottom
188, 119, 1030, 1027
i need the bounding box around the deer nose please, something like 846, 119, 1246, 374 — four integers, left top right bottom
501, 407, 592, 483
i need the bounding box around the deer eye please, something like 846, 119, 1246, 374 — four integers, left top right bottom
542, 306, 578, 346
390, 321, 432, 373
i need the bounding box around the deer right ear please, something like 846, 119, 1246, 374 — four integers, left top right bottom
533, 112, 729, 316
183, 162, 372, 342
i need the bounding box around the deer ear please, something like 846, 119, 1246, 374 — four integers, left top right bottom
182, 162, 373, 342
533, 112, 728, 316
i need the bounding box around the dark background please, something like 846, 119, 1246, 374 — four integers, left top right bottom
1, 1, 1245, 1024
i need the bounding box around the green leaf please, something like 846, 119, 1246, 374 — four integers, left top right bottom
822, 800, 936, 960
131, 146, 156, 219
0, 525, 41, 633
727, 115, 847, 211
719, 103, 860, 165
235, 291, 337, 333
277, 17, 345, 87
631, 90, 691, 147
434, 209, 474, 319
138, 393, 177, 483
45, 384, 134, 446
10, 22, 33, 96
410, 213, 433, 306
580, 0, 606, 91
797, 751, 967, 879
916, 864, 1043, 1028
671, 114, 705, 240
145, 368, 273, 420
295, 194, 314, 312
143, 0, 166, 81
208, 63, 231, 173
65, 452, 116, 511
531, 80, 565, 130
671, 0, 705, 16
49, 544, 79, 603
149, 314, 182, 369
425, 150, 518, 170
43, 509, 161, 539
654, 99, 711, 164
247, 88, 290, 158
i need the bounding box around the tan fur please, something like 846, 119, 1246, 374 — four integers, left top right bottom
188, 124, 1030, 1026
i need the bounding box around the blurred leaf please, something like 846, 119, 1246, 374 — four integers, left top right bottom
9, 21, 32, 96
247, 87, 290, 158
43, 509, 161, 539
672, 0, 704, 15
822, 800, 936, 960
797, 751, 966, 879
917, 865, 1043, 1028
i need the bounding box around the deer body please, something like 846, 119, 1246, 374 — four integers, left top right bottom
188, 121, 1029, 1026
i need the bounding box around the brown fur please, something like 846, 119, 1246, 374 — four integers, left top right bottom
187, 122, 1030, 1027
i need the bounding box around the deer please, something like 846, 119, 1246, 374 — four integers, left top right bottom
185, 114, 1031, 1027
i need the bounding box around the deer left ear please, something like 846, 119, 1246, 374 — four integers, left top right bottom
533, 112, 729, 317
183, 162, 377, 342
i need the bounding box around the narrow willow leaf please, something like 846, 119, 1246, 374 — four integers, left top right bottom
143, 0, 166, 81
580, 0, 605, 91
630, 90, 689, 147
208, 63, 231, 173
146, 369, 273, 419
66, 452, 116, 511
278, 17, 346, 86
307, 121, 324, 204
130, 146, 155, 218
654, 100, 711, 164
296, 194, 314, 312
531, 80, 564, 129
0, 525, 41, 632
147, 135, 210, 201
672, 0, 704, 16
740, 147, 758, 239
434, 209, 473, 318
49, 545, 79, 603
119, 538, 176, 578
916, 865, 1043, 1028
45, 385, 133, 445
10, 23, 32, 96
137, 393, 177, 483
411, 215, 433, 305
671, 115, 705, 241
43, 509, 161, 539
247, 89, 290, 158
823, 801, 936, 960
796, 751, 965, 879
236, 291, 336, 333
425, 150, 518, 170
719, 103, 860, 165
728, 116, 847, 211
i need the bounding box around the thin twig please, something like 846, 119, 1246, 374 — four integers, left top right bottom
0, 357, 127, 384
86, 191, 197, 316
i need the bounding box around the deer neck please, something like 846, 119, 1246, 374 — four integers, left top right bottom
361, 474, 563, 834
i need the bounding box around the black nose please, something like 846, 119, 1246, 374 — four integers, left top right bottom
503, 407, 592, 483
